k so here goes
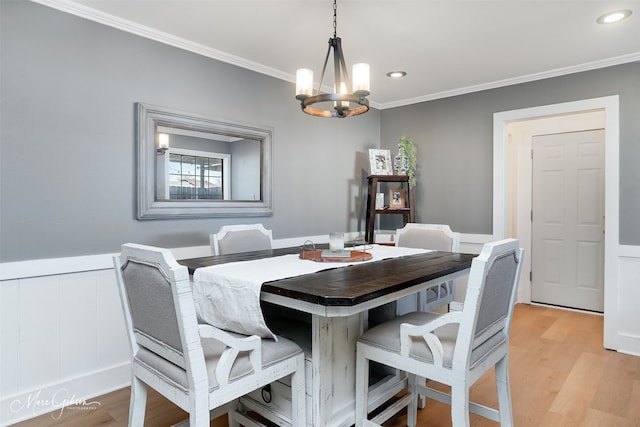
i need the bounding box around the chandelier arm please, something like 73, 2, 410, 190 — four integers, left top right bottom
333, 38, 342, 92
316, 41, 333, 96
335, 38, 353, 93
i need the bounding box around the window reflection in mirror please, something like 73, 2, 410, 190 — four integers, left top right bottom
136, 103, 272, 219
166, 151, 226, 200
155, 126, 261, 201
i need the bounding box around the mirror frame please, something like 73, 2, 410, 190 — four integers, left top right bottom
136, 103, 273, 219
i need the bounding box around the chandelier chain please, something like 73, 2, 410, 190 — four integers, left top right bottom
333, 0, 337, 38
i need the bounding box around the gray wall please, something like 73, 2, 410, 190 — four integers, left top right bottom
380, 62, 640, 243
2, 1, 638, 263
0, 1, 380, 262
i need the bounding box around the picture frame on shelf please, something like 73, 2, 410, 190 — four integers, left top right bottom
375, 192, 385, 209
369, 149, 393, 175
389, 188, 406, 208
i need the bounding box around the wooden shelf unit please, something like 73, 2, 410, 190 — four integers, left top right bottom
365, 175, 415, 244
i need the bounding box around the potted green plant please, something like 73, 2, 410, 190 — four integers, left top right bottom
395, 136, 417, 187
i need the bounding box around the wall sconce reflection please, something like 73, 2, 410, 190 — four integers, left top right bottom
157, 133, 169, 154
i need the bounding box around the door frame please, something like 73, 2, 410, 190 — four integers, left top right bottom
508, 111, 606, 305
493, 95, 619, 348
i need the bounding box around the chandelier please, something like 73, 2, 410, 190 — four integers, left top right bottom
295, 0, 370, 118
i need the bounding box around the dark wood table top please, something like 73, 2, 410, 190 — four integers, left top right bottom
180, 246, 304, 274
179, 246, 475, 308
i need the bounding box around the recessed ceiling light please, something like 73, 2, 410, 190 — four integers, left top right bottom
386, 71, 407, 78
596, 9, 632, 24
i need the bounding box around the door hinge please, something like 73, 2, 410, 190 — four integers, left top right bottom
530, 271, 533, 282
531, 210, 533, 222
531, 149, 533, 160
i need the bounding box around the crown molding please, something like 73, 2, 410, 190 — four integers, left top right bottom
379, 52, 640, 109
28, 0, 640, 112
29, 0, 383, 109
29, 0, 295, 83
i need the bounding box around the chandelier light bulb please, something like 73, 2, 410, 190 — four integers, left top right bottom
296, 68, 314, 99
352, 63, 370, 95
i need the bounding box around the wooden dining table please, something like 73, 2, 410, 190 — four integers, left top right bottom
179, 245, 475, 427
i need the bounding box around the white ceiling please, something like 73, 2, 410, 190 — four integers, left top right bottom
34, 0, 640, 109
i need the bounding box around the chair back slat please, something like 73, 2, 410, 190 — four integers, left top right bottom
120, 258, 186, 366
218, 229, 272, 254
399, 229, 453, 250
454, 239, 523, 369
395, 223, 460, 252
474, 250, 519, 339
211, 224, 273, 255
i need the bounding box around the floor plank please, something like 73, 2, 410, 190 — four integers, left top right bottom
10, 304, 640, 427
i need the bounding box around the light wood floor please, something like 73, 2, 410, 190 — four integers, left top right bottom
11, 304, 640, 427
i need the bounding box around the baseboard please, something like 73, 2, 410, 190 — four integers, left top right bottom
0, 362, 131, 427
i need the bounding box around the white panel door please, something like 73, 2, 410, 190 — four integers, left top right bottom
531, 129, 605, 312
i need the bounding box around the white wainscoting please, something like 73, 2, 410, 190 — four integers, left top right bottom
0, 269, 132, 425
0, 244, 214, 426
604, 244, 640, 356
2, 234, 638, 425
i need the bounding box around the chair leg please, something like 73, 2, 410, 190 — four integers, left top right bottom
188, 387, 211, 427
417, 376, 427, 409
495, 357, 514, 427
355, 348, 370, 427
129, 376, 147, 426
450, 382, 470, 427
227, 411, 240, 427
406, 374, 418, 427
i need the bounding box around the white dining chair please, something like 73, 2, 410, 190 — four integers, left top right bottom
210, 223, 273, 255
392, 223, 462, 409
395, 223, 461, 313
113, 243, 305, 427
355, 238, 524, 427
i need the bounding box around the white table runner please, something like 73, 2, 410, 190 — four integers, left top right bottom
193, 245, 430, 339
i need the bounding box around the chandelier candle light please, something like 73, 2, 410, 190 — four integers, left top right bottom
295, 0, 370, 118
